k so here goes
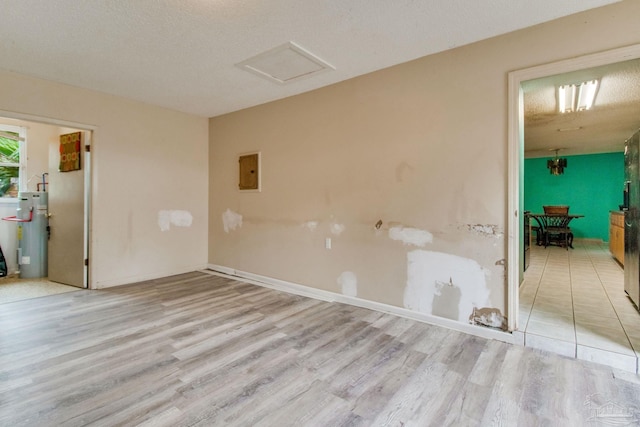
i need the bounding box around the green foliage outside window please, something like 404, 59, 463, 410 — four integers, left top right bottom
0, 134, 20, 197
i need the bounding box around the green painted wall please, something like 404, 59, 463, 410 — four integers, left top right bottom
524, 152, 623, 241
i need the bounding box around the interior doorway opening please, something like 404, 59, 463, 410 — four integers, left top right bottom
508, 44, 640, 332
0, 111, 93, 295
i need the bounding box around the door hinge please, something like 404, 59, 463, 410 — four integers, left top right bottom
85, 145, 91, 152
84, 258, 89, 266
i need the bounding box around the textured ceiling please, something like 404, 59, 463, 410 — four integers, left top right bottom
523, 58, 640, 158
0, 0, 621, 118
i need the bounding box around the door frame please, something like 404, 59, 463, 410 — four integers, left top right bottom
0, 109, 96, 289
507, 43, 640, 332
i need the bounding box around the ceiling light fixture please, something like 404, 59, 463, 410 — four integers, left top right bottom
547, 149, 567, 175
558, 84, 577, 113
576, 80, 598, 111
558, 79, 599, 113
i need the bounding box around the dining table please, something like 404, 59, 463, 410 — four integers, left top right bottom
527, 213, 584, 249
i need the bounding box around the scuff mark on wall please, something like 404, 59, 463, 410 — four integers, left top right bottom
469, 307, 507, 330
222, 209, 243, 233
466, 224, 503, 238
158, 210, 193, 231
337, 271, 358, 297
495, 259, 505, 266
404, 250, 490, 323
395, 161, 414, 183
330, 222, 346, 235
302, 221, 319, 232
388, 226, 433, 247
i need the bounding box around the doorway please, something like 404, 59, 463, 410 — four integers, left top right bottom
508, 44, 640, 331
0, 112, 93, 294
507, 44, 640, 372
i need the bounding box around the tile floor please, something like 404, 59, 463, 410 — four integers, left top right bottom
520, 240, 640, 373
0, 276, 79, 304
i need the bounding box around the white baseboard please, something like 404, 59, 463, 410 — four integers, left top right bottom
205, 263, 515, 344
94, 263, 209, 289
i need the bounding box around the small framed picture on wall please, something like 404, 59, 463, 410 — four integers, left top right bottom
59, 132, 82, 172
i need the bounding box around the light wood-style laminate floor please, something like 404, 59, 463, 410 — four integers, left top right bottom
2, 271, 640, 426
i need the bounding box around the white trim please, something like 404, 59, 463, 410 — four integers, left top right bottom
207, 264, 236, 276
83, 132, 91, 288
0, 130, 24, 142
507, 43, 640, 334
0, 123, 27, 196
206, 263, 515, 344
507, 71, 522, 333
0, 109, 97, 131
18, 126, 26, 193
95, 262, 209, 289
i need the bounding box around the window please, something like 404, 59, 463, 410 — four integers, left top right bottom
0, 125, 26, 198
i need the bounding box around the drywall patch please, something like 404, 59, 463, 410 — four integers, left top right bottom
431, 277, 461, 321
388, 226, 433, 247
158, 210, 193, 231
404, 250, 490, 323
469, 307, 507, 330
303, 221, 319, 232
170, 210, 193, 227
222, 209, 243, 233
337, 271, 358, 297
330, 222, 346, 235
467, 224, 503, 238
158, 211, 171, 232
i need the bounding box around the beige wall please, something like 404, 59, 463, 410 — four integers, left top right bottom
209, 1, 640, 327
0, 71, 209, 288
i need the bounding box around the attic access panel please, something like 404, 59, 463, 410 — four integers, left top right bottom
236, 42, 334, 84
238, 152, 260, 191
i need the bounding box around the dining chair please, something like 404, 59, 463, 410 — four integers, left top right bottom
542, 205, 571, 249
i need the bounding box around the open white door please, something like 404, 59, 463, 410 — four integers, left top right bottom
47, 130, 90, 288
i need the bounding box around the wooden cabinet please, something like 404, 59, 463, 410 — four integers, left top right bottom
610, 211, 624, 265
524, 213, 530, 271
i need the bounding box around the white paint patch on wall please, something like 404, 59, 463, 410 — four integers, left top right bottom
388, 226, 433, 247
158, 210, 193, 231
158, 211, 171, 232
404, 250, 490, 323
338, 271, 358, 297
302, 221, 319, 231
330, 222, 345, 235
222, 209, 243, 233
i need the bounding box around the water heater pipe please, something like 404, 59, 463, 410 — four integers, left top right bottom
2, 207, 33, 222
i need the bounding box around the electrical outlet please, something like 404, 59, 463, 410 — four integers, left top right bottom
325, 237, 332, 249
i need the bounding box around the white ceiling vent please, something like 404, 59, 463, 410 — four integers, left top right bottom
236, 42, 334, 84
